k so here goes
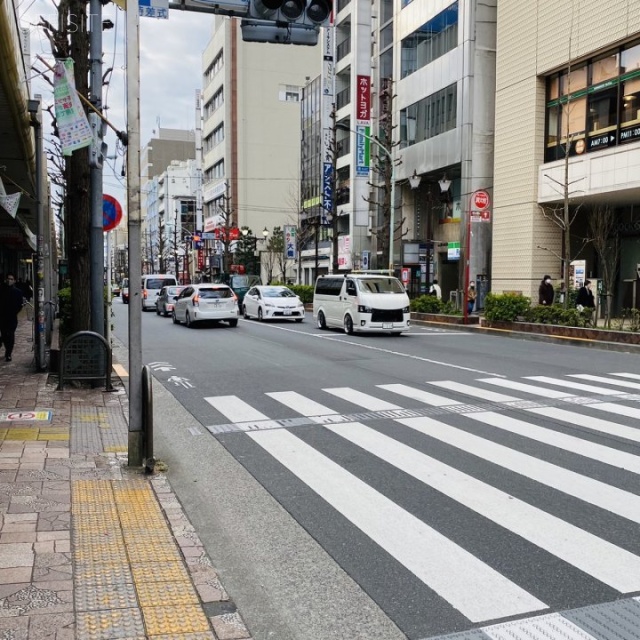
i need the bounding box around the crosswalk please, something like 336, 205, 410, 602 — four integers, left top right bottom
202, 372, 640, 638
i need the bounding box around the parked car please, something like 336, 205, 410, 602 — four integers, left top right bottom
243, 285, 305, 322
173, 284, 239, 328
122, 278, 129, 304
112, 283, 121, 297
156, 285, 186, 317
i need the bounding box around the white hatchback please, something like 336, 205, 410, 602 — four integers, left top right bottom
242, 285, 305, 322
173, 284, 239, 328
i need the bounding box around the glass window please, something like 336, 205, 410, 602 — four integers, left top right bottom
587, 88, 618, 135
380, 24, 393, 49
621, 42, 640, 74
400, 83, 457, 146
560, 66, 587, 94
400, 2, 458, 78
546, 105, 560, 147
559, 96, 586, 142
591, 53, 619, 85
548, 75, 560, 100
621, 77, 640, 126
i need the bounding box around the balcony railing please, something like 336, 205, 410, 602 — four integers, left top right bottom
336, 37, 351, 62
336, 138, 350, 158
336, 87, 351, 110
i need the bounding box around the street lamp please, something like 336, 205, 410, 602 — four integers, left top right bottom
335, 123, 395, 272
241, 227, 270, 275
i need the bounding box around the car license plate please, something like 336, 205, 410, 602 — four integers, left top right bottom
283, 310, 292, 315
382, 322, 393, 329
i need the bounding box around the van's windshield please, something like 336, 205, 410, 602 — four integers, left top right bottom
357, 278, 405, 294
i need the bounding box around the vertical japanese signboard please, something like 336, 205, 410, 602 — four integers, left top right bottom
321, 25, 335, 226
284, 225, 297, 260
356, 75, 370, 177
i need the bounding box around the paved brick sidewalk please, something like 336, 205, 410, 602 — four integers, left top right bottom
0, 315, 252, 639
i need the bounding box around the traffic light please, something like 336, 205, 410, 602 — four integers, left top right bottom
248, 0, 332, 26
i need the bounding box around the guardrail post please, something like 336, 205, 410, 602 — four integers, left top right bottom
141, 365, 155, 473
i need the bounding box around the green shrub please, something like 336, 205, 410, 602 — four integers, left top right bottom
274, 284, 313, 304
524, 304, 588, 327
409, 295, 461, 315
483, 292, 531, 322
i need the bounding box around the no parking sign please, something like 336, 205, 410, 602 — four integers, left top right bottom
103, 194, 123, 232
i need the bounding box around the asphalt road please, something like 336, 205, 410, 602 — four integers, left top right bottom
112, 299, 640, 640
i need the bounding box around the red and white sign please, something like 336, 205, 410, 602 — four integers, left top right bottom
356, 75, 370, 122
472, 190, 490, 211
470, 210, 491, 223
401, 268, 410, 285
197, 250, 204, 270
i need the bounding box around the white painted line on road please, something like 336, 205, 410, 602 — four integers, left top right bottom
569, 374, 640, 390
329, 421, 640, 592
113, 364, 128, 378
247, 427, 547, 623
467, 411, 640, 475
204, 395, 270, 423
478, 378, 573, 398
266, 391, 338, 416
323, 388, 402, 411
427, 380, 519, 402
237, 321, 506, 378
610, 373, 640, 381
524, 376, 625, 395
377, 384, 461, 407
528, 406, 640, 444
396, 415, 640, 524
587, 402, 640, 420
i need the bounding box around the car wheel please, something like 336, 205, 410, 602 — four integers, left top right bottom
228, 319, 238, 327
344, 314, 354, 335
172, 311, 179, 324
163, 307, 169, 317
258, 308, 263, 322
317, 311, 327, 330
243, 305, 249, 319
186, 311, 193, 328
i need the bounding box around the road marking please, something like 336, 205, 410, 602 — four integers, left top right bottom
569, 374, 640, 390
427, 380, 519, 402
524, 376, 625, 395
266, 391, 338, 416
329, 421, 640, 592
377, 384, 461, 407
395, 415, 640, 524
204, 395, 270, 423
323, 387, 402, 411
467, 411, 640, 474
247, 427, 547, 622
479, 378, 573, 398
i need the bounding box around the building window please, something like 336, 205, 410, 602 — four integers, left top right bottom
212, 160, 224, 179
401, 2, 458, 79
280, 84, 301, 102
204, 50, 223, 87
545, 40, 640, 160
213, 124, 224, 146
400, 83, 457, 147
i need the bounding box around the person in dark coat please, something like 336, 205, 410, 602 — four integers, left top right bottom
576, 280, 595, 310
0, 273, 25, 362
538, 275, 554, 305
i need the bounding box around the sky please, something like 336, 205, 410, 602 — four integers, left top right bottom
20, 0, 214, 208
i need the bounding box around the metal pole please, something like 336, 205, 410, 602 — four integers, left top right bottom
126, 0, 143, 466
463, 204, 471, 324
389, 171, 395, 273
90, 0, 105, 336
106, 231, 112, 345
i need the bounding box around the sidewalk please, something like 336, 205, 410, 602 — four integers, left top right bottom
0, 315, 252, 640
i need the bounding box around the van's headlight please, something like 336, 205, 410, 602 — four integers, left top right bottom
403, 306, 410, 313
358, 305, 373, 313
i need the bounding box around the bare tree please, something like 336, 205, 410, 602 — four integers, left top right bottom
38, 0, 92, 332
588, 204, 619, 328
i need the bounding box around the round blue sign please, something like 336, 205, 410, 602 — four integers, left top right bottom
103, 194, 123, 232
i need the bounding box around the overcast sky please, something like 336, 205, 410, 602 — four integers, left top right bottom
21, 0, 214, 207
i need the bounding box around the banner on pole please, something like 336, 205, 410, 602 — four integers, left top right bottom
0, 178, 20, 218
53, 59, 94, 156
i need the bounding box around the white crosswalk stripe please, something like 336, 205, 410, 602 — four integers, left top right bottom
247, 427, 547, 622
203, 370, 640, 630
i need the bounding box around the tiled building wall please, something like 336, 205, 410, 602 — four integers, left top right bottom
493, 0, 640, 299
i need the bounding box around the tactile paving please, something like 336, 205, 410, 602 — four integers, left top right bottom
130, 562, 191, 584
149, 634, 215, 640
76, 608, 146, 639
135, 580, 199, 608
141, 605, 211, 636
126, 543, 183, 563
74, 547, 129, 563
121, 531, 175, 546
75, 582, 138, 611
74, 562, 134, 585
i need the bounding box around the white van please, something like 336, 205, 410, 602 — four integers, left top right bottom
313, 273, 411, 335
141, 274, 178, 311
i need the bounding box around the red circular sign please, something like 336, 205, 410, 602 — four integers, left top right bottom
103, 194, 123, 232
472, 190, 490, 211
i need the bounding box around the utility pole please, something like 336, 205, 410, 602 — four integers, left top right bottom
89, 0, 105, 336
330, 107, 339, 274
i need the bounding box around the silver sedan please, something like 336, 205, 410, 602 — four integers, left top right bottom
173, 284, 239, 328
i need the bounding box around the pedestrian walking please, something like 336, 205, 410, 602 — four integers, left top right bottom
0, 273, 25, 362
576, 280, 596, 323
429, 279, 442, 300
538, 275, 554, 306
467, 282, 476, 314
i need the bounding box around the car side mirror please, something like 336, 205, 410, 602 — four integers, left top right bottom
173, 296, 178, 301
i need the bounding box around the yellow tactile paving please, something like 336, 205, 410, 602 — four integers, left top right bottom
72, 478, 213, 637
104, 445, 127, 452
141, 605, 210, 636
5, 429, 38, 440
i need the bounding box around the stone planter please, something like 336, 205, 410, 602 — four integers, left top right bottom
411, 312, 478, 325
482, 319, 640, 345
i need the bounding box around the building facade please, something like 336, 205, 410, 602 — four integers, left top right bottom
493, 0, 640, 310
201, 17, 320, 281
